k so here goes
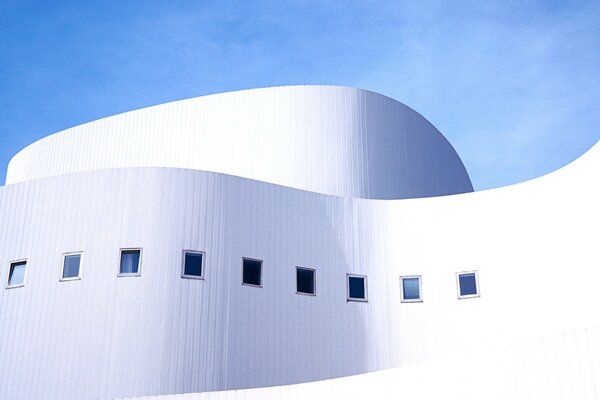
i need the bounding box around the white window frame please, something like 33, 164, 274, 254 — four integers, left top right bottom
242, 257, 263, 288
118, 248, 142, 277
456, 270, 480, 299
60, 252, 83, 282
181, 250, 205, 280
400, 275, 423, 303
295, 266, 316, 296
6, 259, 28, 289
346, 273, 368, 302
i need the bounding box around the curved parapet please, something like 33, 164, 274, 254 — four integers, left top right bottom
6, 86, 473, 199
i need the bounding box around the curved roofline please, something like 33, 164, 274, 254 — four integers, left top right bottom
6, 86, 473, 199
8, 85, 423, 159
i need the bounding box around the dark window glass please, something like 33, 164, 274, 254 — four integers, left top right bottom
296, 268, 315, 295
402, 277, 421, 300
243, 258, 262, 286
62, 254, 81, 279
459, 273, 478, 296
120, 250, 140, 274
8, 261, 27, 287
184, 252, 203, 277
348, 276, 366, 300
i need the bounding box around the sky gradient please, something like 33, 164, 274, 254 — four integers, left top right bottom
1, 1, 599, 190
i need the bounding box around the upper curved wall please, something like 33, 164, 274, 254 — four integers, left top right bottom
6, 86, 473, 199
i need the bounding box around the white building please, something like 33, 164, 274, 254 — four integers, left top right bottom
1, 86, 598, 400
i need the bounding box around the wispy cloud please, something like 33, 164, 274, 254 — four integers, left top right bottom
356, 1, 600, 189
0, 1, 598, 188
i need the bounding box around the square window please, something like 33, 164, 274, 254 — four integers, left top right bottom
457, 271, 479, 298
347, 274, 367, 301
7, 260, 27, 288
296, 267, 315, 295
119, 249, 141, 276
400, 275, 422, 302
61, 253, 82, 281
182, 250, 204, 279
242, 258, 262, 287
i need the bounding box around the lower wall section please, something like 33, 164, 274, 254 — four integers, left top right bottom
119, 325, 600, 400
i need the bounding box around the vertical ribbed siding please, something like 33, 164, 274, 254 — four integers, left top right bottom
5, 86, 473, 199
116, 326, 600, 400
0, 134, 599, 399
0, 81, 598, 398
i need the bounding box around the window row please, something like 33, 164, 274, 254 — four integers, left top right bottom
5, 251, 480, 300
399, 272, 480, 301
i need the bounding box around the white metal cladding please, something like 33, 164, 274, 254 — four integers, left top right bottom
117, 326, 600, 400
0, 86, 599, 399
5, 86, 473, 199
0, 140, 599, 399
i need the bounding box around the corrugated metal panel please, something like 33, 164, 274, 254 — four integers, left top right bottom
5, 86, 472, 199
0, 135, 599, 398
116, 326, 600, 400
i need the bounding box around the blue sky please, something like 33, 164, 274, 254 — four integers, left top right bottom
0, 0, 598, 190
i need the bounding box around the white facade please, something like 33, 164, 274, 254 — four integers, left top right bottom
0, 86, 598, 400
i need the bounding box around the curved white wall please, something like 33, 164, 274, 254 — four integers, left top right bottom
5, 86, 473, 199
1, 86, 598, 400
120, 324, 600, 400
